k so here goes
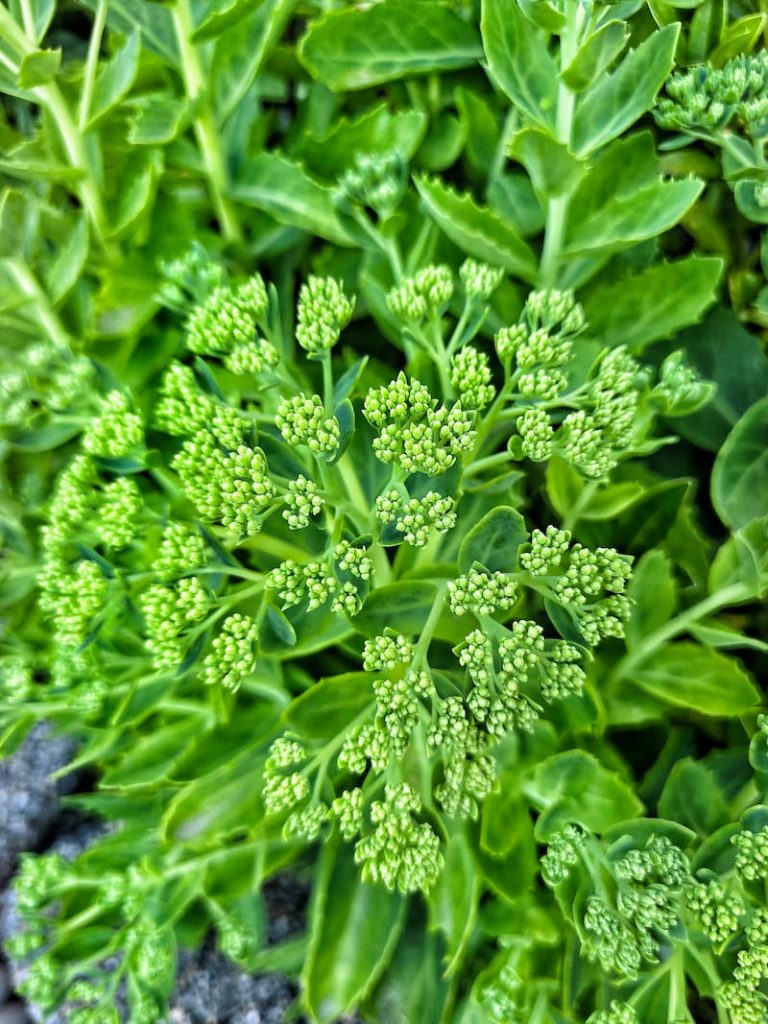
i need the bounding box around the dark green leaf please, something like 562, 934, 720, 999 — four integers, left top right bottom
458, 506, 528, 573
481, 0, 558, 131
632, 644, 760, 716
300, 1, 481, 91
712, 396, 768, 530
283, 672, 374, 741
415, 176, 538, 283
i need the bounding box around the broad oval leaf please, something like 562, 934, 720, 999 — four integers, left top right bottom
712, 395, 768, 530
458, 506, 528, 573
632, 643, 760, 717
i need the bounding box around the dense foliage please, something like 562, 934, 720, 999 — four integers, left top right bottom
1, 0, 767, 1022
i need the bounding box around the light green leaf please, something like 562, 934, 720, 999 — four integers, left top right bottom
78, 0, 179, 66
525, 750, 643, 839
582, 255, 723, 352
426, 829, 479, 974
211, 0, 295, 119
415, 176, 538, 283
283, 673, 374, 741
191, 0, 258, 40
625, 550, 677, 651
299, 0, 481, 91
87, 29, 140, 127
572, 24, 679, 155
632, 644, 760, 716
712, 396, 768, 530
481, 0, 558, 131
508, 127, 584, 200
734, 178, 768, 225
579, 481, 645, 520
44, 215, 88, 302
563, 178, 703, 255
127, 93, 188, 145
233, 152, 361, 246
303, 842, 407, 1023
18, 47, 61, 87
101, 719, 203, 790
300, 106, 426, 180
109, 148, 162, 237
561, 19, 629, 91
458, 506, 528, 573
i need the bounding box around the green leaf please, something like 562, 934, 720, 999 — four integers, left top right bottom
632, 644, 760, 717
712, 396, 768, 530
458, 506, 528, 573
372, 923, 448, 1024
283, 672, 374, 741
561, 20, 630, 91
127, 93, 188, 145
299, 0, 481, 91
579, 481, 645, 520
563, 178, 702, 255
78, 0, 179, 66
101, 719, 203, 790
233, 152, 361, 246
355, 581, 442, 638
18, 47, 61, 87
43, 215, 88, 302
191, 0, 258, 40
658, 759, 729, 834
734, 179, 768, 224
689, 620, 768, 652
582, 256, 723, 352
672, 306, 768, 452
263, 603, 297, 648
625, 550, 677, 651
508, 127, 584, 200
583, 478, 689, 554
426, 829, 479, 974
211, 0, 295, 119
301, 107, 426, 180
415, 176, 537, 283
110, 148, 163, 237
87, 30, 141, 127
572, 24, 679, 156
525, 750, 643, 839
303, 841, 407, 1023
481, 0, 558, 131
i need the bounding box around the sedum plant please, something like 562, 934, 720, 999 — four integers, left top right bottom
1, 0, 767, 1023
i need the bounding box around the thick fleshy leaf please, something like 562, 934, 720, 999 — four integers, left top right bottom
712, 396, 768, 530
631, 644, 760, 717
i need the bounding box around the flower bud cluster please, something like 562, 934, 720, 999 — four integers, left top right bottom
83, 391, 143, 458
140, 577, 208, 667
186, 275, 271, 359
364, 373, 475, 476
202, 613, 259, 690
276, 393, 340, 455
156, 522, 207, 579
733, 826, 768, 880
336, 150, 406, 218
0, 342, 94, 428
283, 475, 324, 530
450, 346, 495, 410
354, 783, 443, 893
588, 1002, 639, 1024
541, 825, 587, 885
459, 258, 503, 300
387, 265, 454, 323
38, 558, 107, 649
173, 436, 275, 538
376, 489, 457, 546
98, 477, 142, 548
447, 567, 518, 616
296, 275, 354, 355
362, 632, 413, 671
656, 51, 768, 138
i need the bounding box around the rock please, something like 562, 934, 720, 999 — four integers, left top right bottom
0, 725, 78, 887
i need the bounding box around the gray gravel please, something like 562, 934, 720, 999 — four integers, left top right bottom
0, 728, 363, 1024
0, 724, 78, 887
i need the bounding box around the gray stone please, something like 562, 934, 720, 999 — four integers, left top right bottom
0, 725, 78, 888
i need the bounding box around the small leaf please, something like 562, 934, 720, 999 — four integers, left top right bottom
625, 550, 677, 650
481, 0, 558, 130
44, 215, 88, 303
263, 604, 297, 648
735, 179, 768, 224
632, 644, 760, 717
561, 20, 630, 91
582, 255, 723, 352
87, 30, 141, 127
299, 1, 481, 91
572, 24, 679, 155
415, 176, 537, 283
458, 506, 528, 573
355, 581, 441, 638
303, 841, 407, 1023
712, 396, 768, 530
283, 673, 374, 741
18, 48, 61, 87
525, 750, 643, 839
127, 93, 188, 145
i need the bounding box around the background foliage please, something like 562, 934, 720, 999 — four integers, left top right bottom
1, 0, 767, 1022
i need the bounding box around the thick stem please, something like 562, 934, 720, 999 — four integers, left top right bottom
539, 3, 583, 287
172, 0, 242, 244
78, 0, 107, 129
611, 581, 752, 684
7, 259, 71, 346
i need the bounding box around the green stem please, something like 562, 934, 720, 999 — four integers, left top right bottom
78, 0, 107, 129
539, 3, 583, 287
336, 454, 393, 584
611, 582, 752, 684
172, 0, 242, 244
6, 258, 71, 346
562, 479, 598, 531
